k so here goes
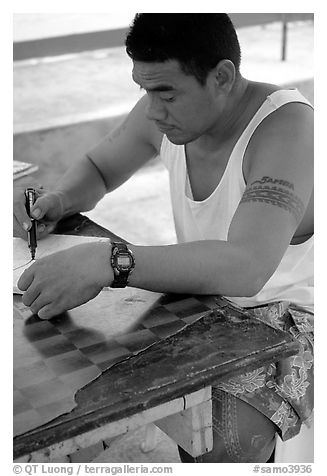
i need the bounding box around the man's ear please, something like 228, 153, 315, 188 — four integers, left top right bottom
213, 59, 236, 93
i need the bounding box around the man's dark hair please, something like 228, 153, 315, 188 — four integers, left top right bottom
125, 13, 241, 85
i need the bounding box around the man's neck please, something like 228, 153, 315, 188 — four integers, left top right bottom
195, 77, 253, 151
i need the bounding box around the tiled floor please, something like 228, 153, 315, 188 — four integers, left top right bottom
93, 426, 181, 463
68, 425, 181, 463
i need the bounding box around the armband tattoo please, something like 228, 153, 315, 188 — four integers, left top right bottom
240, 176, 305, 223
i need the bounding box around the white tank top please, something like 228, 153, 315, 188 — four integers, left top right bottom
159, 89, 313, 311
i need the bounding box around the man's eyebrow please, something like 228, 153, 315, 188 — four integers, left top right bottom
132, 73, 176, 92
138, 84, 175, 93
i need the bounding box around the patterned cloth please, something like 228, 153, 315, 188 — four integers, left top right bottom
213, 300, 314, 441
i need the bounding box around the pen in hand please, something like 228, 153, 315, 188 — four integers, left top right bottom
25, 188, 37, 260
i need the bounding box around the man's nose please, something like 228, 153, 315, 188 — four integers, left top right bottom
145, 94, 167, 121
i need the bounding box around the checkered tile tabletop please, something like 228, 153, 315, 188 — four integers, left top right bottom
14, 289, 220, 437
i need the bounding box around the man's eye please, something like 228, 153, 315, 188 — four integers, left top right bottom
162, 96, 175, 103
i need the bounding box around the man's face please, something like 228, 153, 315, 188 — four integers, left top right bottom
132, 59, 221, 145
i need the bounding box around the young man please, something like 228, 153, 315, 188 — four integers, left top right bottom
14, 14, 313, 462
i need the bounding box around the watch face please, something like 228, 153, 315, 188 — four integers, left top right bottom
117, 255, 131, 269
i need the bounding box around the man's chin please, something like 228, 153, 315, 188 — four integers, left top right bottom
165, 131, 190, 145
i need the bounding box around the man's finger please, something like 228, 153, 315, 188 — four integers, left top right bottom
13, 215, 28, 239
30, 195, 53, 220
37, 303, 58, 320
17, 266, 35, 291
21, 284, 41, 308
13, 202, 32, 233
36, 222, 56, 239
30, 294, 53, 317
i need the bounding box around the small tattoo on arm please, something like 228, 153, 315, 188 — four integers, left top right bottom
240, 176, 305, 223
106, 116, 129, 144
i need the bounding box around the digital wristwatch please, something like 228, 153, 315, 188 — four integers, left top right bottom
110, 242, 135, 288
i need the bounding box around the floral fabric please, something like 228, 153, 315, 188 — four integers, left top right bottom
213, 300, 314, 441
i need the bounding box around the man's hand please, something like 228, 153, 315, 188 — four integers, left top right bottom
13, 187, 66, 240
17, 241, 113, 319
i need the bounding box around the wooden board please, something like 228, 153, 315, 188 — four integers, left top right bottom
13, 290, 218, 437
14, 293, 299, 459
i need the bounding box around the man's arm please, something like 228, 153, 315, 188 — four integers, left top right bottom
127, 102, 313, 296
54, 95, 160, 216
14, 95, 160, 238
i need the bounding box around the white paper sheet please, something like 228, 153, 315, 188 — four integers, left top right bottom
13, 234, 109, 294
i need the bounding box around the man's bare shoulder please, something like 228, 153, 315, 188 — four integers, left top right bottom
257, 99, 312, 140
245, 99, 313, 172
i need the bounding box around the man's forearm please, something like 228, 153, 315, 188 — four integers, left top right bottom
128, 241, 265, 298
53, 155, 107, 216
